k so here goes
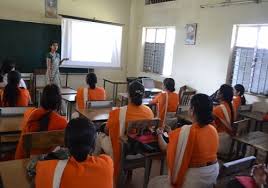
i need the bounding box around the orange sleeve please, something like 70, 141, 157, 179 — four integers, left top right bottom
49, 113, 67, 130
150, 93, 161, 104
76, 88, 85, 109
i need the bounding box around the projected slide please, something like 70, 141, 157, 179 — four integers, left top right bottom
61, 18, 123, 68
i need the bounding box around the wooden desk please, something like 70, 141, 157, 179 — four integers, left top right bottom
233, 131, 268, 164
62, 94, 76, 121
103, 79, 128, 104
0, 159, 30, 188
240, 111, 265, 131
118, 93, 153, 106
0, 116, 23, 135
76, 108, 111, 122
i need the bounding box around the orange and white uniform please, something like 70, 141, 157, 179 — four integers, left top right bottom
149, 123, 219, 188
151, 92, 179, 125
35, 155, 113, 188
99, 104, 154, 182
15, 108, 67, 159
1, 88, 31, 107
213, 102, 233, 135
76, 87, 106, 109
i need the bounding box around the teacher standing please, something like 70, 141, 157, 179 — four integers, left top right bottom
46, 41, 68, 87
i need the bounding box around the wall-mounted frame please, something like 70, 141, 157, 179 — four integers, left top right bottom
185, 23, 197, 45
45, 0, 58, 18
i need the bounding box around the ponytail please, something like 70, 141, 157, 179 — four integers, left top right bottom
219, 84, 234, 125
3, 71, 21, 107
86, 73, 97, 90
234, 84, 246, 105
227, 100, 234, 125
128, 81, 145, 106
3, 84, 19, 107
39, 111, 52, 132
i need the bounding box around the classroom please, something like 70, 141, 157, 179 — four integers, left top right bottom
0, 0, 268, 188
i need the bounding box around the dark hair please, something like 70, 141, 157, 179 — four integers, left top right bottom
1, 58, 16, 74
163, 78, 175, 92
41, 84, 62, 111
234, 84, 246, 105
86, 73, 97, 89
219, 84, 234, 125
65, 118, 96, 162
128, 81, 144, 106
3, 71, 21, 107
190, 94, 214, 126
49, 40, 58, 46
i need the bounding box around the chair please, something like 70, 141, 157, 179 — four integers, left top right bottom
23, 130, 65, 158
216, 156, 256, 188
86, 100, 114, 109
228, 119, 251, 160
118, 119, 163, 188
180, 90, 196, 106
239, 104, 252, 112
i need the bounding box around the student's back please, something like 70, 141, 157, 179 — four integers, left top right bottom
35, 118, 114, 188
76, 73, 106, 109
1, 71, 30, 107
15, 84, 67, 159
36, 155, 113, 188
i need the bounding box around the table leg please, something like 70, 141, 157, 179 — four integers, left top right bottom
66, 102, 71, 121
160, 157, 165, 175
115, 84, 119, 105
259, 121, 263, 132
144, 158, 152, 188
266, 152, 268, 165
103, 80, 106, 89
254, 121, 257, 131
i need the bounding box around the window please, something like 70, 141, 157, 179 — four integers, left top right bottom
231, 25, 268, 96
143, 27, 176, 76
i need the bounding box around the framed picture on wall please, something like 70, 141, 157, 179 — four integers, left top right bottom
185, 23, 197, 45
45, 0, 58, 18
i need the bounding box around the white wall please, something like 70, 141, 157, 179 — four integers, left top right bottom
128, 0, 268, 111
0, 0, 131, 98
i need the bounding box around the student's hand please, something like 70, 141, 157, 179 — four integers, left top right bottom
156, 127, 164, 136
251, 164, 268, 186
164, 125, 172, 133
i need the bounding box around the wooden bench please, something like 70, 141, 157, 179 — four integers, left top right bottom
23, 130, 65, 158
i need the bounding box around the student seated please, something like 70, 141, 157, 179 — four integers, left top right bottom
94, 81, 154, 181
0, 58, 27, 88
233, 84, 246, 119
149, 94, 219, 188
212, 84, 235, 155
35, 118, 114, 188
15, 84, 67, 159
76, 73, 106, 109
0, 71, 30, 107
150, 78, 179, 126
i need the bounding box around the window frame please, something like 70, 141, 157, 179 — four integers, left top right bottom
142, 26, 175, 76
230, 24, 268, 96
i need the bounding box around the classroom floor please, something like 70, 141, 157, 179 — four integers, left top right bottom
126, 160, 162, 188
